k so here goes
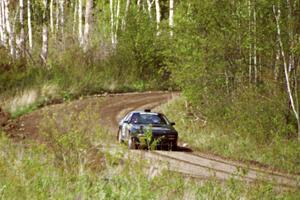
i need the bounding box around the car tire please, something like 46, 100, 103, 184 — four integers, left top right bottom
128, 137, 136, 150
171, 143, 177, 151
118, 130, 123, 143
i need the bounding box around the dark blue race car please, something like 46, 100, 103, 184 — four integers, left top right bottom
117, 109, 178, 150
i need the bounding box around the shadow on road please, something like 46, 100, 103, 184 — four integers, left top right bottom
154, 145, 193, 152
176, 146, 193, 152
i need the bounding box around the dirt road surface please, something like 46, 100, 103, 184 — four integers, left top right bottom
3, 91, 300, 190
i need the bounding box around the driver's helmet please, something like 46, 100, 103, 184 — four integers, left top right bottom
151, 116, 161, 124
131, 114, 139, 124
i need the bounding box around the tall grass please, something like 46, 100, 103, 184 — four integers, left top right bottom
1, 102, 299, 199
161, 97, 300, 173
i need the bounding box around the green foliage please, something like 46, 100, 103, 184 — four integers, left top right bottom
162, 97, 300, 173
0, 130, 299, 199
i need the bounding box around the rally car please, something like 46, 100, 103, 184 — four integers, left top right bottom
117, 109, 178, 150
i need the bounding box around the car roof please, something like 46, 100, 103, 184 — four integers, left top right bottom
130, 111, 160, 115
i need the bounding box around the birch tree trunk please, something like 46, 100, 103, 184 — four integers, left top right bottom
121, 0, 131, 30
50, 0, 53, 32
169, 0, 174, 37
55, 0, 59, 33
78, 0, 83, 45
146, 0, 154, 19
4, 0, 15, 57
59, 0, 64, 36
110, 0, 115, 46
1, 0, 7, 46
0, 0, 4, 45
114, 0, 120, 44
155, 0, 161, 35
83, 0, 93, 51
27, 0, 32, 49
137, 0, 141, 9
253, 4, 257, 84
41, 0, 49, 65
73, 0, 77, 35
19, 0, 25, 56
248, 0, 252, 84
273, 5, 300, 139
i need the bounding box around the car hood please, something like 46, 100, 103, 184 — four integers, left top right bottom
130, 124, 177, 134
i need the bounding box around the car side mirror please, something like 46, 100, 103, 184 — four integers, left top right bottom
170, 122, 176, 126
123, 120, 129, 124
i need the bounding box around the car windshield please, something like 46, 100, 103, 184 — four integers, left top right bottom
130, 113, 169, 125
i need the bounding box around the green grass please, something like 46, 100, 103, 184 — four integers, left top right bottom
161, 97, 300, 174
1, 131, 299, 200
1, 101, 299, 199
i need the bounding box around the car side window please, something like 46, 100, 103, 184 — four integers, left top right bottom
124, 113, 132, 122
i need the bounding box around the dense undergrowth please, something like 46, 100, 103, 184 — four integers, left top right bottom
0, 104, 299, 199
162, 96, 300, 174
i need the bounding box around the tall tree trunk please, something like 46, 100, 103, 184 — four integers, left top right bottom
27, 0, 32, 50
121, 0, 131, 30
273, 5, 300, 139
4, 0, 15, 57
114, 0, 120, 44
55, 0, 59, 33
41, 0, 49, 65
73, 0, 77, 35
59, 0, 64, 36
137, 0, 141, 9
253, 3, 257, 84
0, 0, 4, 45
83, 0, 93, 51
78, 0, 83, 45
169, 0, 174, 37
146, 0, 154, 19
110, 0, 115, 46
50, 0, 53, 32
155, 0, 161, 35
248, 0, 252, 84
19, 0, 25, 56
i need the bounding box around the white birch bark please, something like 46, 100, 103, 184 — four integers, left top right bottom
155, 0, 161, 35
41, 0, 49, 64
110, 0, 115, 45
253, 4, 257, 83
83, 0, 93, 51
114, 0, 120, 43
121, 0, 131, 30
146, 0, 154, 19
286, 0, 294, 74
169, 0, 174, 37
137, 0, 141, 9
27, 0, 32, 49
248, 0, 252, 83
55, 0, 59, 33
4, 0, 15, 57
0, 0, 4, 45
273, 5, 300, 138
59, 0, 64, 35
19, 0, 25, 55
50, 0, 53, 32
78, 0, 83, 45
73, 0, 77, 35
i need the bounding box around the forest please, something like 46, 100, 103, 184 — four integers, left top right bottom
0, 0, 300, 198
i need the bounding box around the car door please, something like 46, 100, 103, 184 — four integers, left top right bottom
121, 112, 132, 139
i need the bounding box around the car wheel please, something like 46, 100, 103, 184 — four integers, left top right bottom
128, 137, 136, 150
171, 143, 177, 151
118, 130, 123, 143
